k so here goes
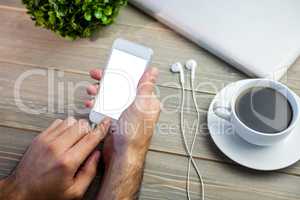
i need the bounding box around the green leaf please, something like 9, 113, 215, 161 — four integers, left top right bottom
94, 8, 102, 19
104, 6, 112, 16
83, 28, 91, 37
22, 0, 128, 40
65, 35, 76, 40
34, 10, 44, 17
48, 11, 56, 25
82, 4, 87, 11
84, 11, 92, 21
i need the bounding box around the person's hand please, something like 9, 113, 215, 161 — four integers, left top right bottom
86, 67, 160, 159
0, 117, 111, 200
86, 67, 160, 199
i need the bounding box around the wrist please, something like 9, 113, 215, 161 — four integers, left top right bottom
0, 175, 27, 200
113, 144, 148, 167
99, 145, 147, 200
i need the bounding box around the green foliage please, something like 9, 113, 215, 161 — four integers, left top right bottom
22, 0, 127, 40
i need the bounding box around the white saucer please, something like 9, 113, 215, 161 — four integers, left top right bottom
207, 80, 300, 171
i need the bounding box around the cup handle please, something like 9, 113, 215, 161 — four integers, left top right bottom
213, 101, 232, 121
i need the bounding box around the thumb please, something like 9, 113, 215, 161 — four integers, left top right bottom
72, 150, 100, 195
137, 67, 159, 96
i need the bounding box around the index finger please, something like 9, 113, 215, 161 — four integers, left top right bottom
66, 118, 111, 168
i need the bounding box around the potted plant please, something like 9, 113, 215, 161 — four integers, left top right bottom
22, 0, 128, 40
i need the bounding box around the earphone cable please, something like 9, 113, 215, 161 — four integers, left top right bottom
188, 80, 205, 200
179, 79, 204, 200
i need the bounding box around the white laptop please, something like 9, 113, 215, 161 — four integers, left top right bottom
130, 0, 300, 80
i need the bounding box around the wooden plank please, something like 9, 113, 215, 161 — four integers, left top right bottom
142, 151, 300, 200
0, 5, 299, 95
0, 2, 299, 96
0, 1, 300, 199
0, 1, 300, 92
0, 0, 23, 8
0, 126, 300, 200
0, 61, 299, 176
0, 5, 246, 94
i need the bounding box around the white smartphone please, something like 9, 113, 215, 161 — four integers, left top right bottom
89, 38, 154, 124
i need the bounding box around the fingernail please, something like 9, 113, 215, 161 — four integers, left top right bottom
103, 117, 111, 126
99, 117, 111, 130
84, 100, 91, 108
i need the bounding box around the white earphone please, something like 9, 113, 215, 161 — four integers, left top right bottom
185, 59, 197, 82
170, 62, 185, 84
170, 59, 204, 200
170, 59, 198, 83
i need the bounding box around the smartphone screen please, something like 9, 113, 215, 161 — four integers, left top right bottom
92, 49, 149, 120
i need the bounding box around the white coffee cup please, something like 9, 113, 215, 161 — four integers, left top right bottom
213, 79, 300, 146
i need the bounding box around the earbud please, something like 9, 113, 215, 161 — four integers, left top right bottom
170, 59, 204, 200
185, 59, 197, 81
170, 62, 185, 84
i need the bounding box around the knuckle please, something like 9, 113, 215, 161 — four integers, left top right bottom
65, 116, 77, 127
57, 157, 73, 173
45, 143, 57, 155
45, 146, 60, 159
54, 118, 63, 125
78, 119, 91, 133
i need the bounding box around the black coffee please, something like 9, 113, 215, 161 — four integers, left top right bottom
235, 87, 293, 134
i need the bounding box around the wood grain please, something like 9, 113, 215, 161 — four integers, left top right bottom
0, 61, 299, 176
0, 2, 300, 95
1, 126, 300, 200
0, 3, 247, 94
0, 1, 300, 200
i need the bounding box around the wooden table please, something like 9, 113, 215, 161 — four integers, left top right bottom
1, 1, 300, 200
